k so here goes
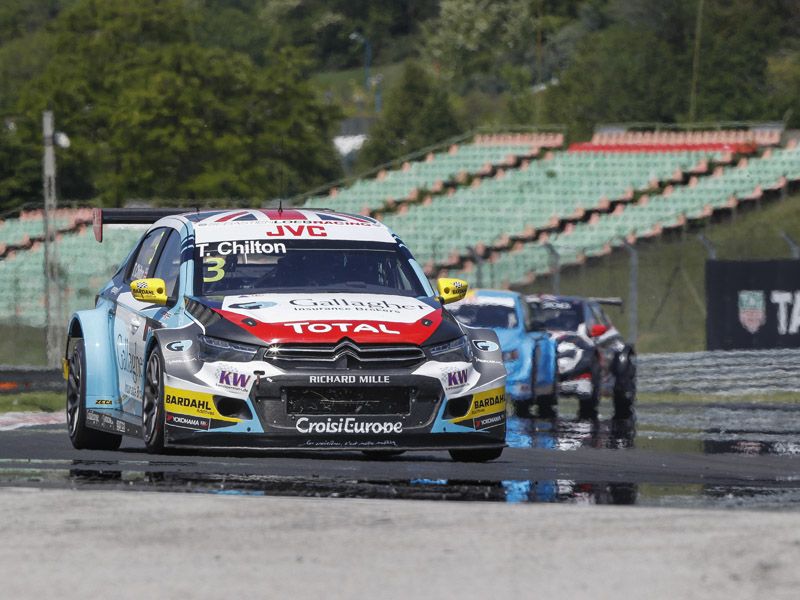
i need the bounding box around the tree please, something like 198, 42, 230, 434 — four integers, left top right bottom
356, 61, 462, 171
544, 26, 684, 138
10, 0, 342, 207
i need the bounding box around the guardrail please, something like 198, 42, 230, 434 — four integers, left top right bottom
0, 366, 63, 394
637, 348, 800, 395
2, 348, 799, 397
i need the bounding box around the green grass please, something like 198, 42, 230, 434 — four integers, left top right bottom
0, 392, 62, 414
519, 190, 800, 353
0, 324, 47, 365
637, 391, 800, 405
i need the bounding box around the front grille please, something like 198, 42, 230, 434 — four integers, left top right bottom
285, 386, 412, 415
267, 340, 425, 370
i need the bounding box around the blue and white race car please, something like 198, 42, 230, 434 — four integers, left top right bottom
449, 289, 557, 417
63, 208, 508, 461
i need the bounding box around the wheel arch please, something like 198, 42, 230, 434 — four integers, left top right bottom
67, 309, 118, 401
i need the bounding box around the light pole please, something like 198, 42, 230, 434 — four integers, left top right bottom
349, 32, 372, 97
42, 110, 70, 367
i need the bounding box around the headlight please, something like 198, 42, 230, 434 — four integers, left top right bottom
197, 335, 259, 362
502, 349, 520, 362
426, 336, 472, 362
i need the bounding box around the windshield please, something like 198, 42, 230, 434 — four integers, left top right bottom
529, 299, 582, 331
450, 303, 519, 329
193, 240, 429, 297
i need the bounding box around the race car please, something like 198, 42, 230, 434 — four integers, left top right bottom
63, 208, 507, 461
449, 289, 557, 418
526, 294, 636, 419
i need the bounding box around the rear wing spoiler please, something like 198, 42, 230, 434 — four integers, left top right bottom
589, 297, 623, 307
525, 294, 624, 308
92, 208, 198, 242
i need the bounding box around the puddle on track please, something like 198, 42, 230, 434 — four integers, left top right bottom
1, 465, 799, 509
507, 402, 800, 456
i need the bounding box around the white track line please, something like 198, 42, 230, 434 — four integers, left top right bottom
0, 412, 64, 431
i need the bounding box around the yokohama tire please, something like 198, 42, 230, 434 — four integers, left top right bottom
577, 358, 601, 420
143, 346, 166, 453
66, 338, 122, 451
613, 352, 637, 420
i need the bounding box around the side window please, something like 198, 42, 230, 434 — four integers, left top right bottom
152, 230, 182, 300
520, 300, 534, 331
126, 228, 167, 283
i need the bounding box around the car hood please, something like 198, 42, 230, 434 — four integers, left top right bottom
189, 292, 458, 346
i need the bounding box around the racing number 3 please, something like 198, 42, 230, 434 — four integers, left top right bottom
203, 256, 225, 282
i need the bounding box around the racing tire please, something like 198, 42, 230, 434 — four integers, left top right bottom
449, 447, 504, 462
512, 400, 532, 418
143, 346, 166, 454
577, 360, 601, 420
66, 339, 122, 451
613, 352, 637, 420
535, 375, 558, 419
361, 450, 406, 459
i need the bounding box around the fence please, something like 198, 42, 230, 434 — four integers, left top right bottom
637, 348, 800, 395
4, 349, 800, 396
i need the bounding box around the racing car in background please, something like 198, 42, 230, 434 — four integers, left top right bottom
63, 208, 508, 462
526, 294, 636, 419
449, 290, 558, 418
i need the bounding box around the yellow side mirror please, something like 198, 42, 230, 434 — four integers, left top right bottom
130, 278, 168, 305
436, 277, 468, 305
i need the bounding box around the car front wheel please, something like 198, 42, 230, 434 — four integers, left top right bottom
143, 346, 166, 453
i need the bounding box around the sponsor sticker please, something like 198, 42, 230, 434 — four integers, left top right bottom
308, 375, 391, 384
215, 367, 252, 391
265, 224, 326, 238
738, 290, 766, 334
452, 387, 506, 424
284, 322, 400, 335
445, 368, 469, 388
295, 417, 403, 435
163, 386, 241, 422
196, 240, 287, 257
289, 297, 427, 314
472, 340, 500, 353
541, 300, 572, 310
166, 340, 193, 352
474, 413, 505, 430
95, 399, 113, 405
117, 334, 143, 379
166, 412, 210, 431
85, 410, 142, 437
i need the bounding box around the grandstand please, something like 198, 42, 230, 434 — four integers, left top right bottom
1, 127, 797, 328
380, 145, 740, 271
323, 132, 564, 215
0, 222, 143, 327
449, 139, 800, 287
0, 208, 92, 258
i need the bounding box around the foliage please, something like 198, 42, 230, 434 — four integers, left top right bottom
355, 62, 461, 171
4, 0, 342, 208
544, 26, 685, 138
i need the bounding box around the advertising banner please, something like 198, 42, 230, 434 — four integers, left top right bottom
706, 260, 800, 350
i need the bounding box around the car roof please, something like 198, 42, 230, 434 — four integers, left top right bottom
163, 208, 396, 244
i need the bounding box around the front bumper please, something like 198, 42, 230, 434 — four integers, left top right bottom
163, 367, 506, 451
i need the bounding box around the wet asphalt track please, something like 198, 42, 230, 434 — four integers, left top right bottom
2, 400, 800, 508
